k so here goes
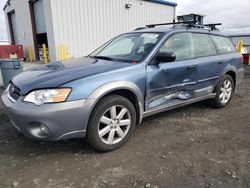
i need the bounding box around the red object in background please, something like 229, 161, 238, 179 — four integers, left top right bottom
0, 45, 24, 59
243, 54, 249, 64
240, 54, 244, 63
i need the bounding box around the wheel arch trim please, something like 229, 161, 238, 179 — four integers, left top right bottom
83, 81, 144, 129
222, 66, 237, 89
222, 66, 237, 80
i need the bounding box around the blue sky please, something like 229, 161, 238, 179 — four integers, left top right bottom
0, 0, 250, 41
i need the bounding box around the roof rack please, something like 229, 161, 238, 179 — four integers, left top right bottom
203, 23, 222, 30
144, 21, 222, 31
145, 21, 195, 28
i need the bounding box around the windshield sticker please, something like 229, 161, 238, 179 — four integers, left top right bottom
140, 34, 159, 39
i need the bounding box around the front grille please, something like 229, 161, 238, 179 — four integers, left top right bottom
9, 83, 20, 100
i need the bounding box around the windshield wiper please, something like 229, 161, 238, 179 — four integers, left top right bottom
92, 56, 114, 61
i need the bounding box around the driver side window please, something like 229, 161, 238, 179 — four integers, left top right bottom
159, 33, 194, 61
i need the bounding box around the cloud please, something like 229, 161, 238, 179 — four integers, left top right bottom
173, 0, 250, 28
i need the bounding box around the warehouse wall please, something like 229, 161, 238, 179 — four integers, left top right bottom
4, 0, 175, 62
4, 0, 34, 59
50, 0, 175, 61
4, 0, 54, 61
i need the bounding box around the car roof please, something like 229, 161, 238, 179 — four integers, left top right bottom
132, 25, 229, 37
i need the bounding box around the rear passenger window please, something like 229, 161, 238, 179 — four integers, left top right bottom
159, 33, 194, 61
210, 35, 236, 54
192, 34, 217, 58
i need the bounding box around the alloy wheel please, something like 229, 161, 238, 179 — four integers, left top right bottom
219, 79, 232, 104
98, 105, 131, 145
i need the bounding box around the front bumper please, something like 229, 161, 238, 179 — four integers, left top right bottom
1, 88, 88, 140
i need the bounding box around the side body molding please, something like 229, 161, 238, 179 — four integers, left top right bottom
82, 81, 145, 130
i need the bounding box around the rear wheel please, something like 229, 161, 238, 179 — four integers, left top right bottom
209, 75, 234, 108
87, 95, 136, 152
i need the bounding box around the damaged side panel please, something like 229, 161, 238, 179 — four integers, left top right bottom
147, 89, 193, 109
146, 85, 214, 109
145, 60, 198, 111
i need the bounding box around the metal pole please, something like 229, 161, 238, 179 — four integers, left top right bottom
237, 40, 243, 53
28, 44, 33, 62
42, 44, 48, 64
62, 44, 65, 60
57, 45, 61, 61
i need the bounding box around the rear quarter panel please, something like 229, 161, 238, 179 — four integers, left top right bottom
220, 52, 244, 86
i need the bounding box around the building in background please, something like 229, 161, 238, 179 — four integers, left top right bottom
226, 29, 250, 52
3, 0, 177, 62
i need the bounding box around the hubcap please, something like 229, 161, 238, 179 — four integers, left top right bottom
98, 105, 131, 145
219, 79, 232, 104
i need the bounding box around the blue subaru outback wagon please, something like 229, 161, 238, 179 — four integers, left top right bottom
1, 23, 244, 151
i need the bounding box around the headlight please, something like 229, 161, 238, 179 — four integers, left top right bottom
23, 88, 71, 105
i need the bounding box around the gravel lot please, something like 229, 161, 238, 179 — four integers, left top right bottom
0, 67, 250, 188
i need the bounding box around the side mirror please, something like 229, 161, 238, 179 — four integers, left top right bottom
155, 52, 176, 63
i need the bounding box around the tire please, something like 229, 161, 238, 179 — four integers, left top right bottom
87, 95, 136, 152
209, 74, 234, 108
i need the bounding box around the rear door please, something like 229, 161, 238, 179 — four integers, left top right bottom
145, 32, 198, 110
191, 33, 220, 95
194, 34, 237, 94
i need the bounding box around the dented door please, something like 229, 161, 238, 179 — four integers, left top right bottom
145, 32, 197, 110
145, 60, 197, 110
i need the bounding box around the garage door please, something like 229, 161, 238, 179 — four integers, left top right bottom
33, 0, 46, 34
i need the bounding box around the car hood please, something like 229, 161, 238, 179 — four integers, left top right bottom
12, 57, 134, 95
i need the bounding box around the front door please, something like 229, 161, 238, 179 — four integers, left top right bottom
145, 32, 197, 110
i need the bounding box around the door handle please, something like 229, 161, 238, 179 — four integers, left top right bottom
218, 61, 224, 65
187, 65, 196, 71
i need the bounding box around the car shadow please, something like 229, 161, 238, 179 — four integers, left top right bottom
0, 100, 212, 157
0, 113, 96, 157
0, 133, 97, 157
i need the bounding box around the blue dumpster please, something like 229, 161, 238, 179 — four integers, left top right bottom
0, 60, 23, 88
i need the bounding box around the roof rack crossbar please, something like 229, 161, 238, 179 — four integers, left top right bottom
146, 21, 196, 28
203, 23, 222, 30
144, 22, 222, 31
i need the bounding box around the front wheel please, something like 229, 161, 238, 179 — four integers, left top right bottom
209, 75, 234, 108
87, 95, 136, 152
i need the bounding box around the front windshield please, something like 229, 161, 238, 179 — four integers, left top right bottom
90, 33, 163, 62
